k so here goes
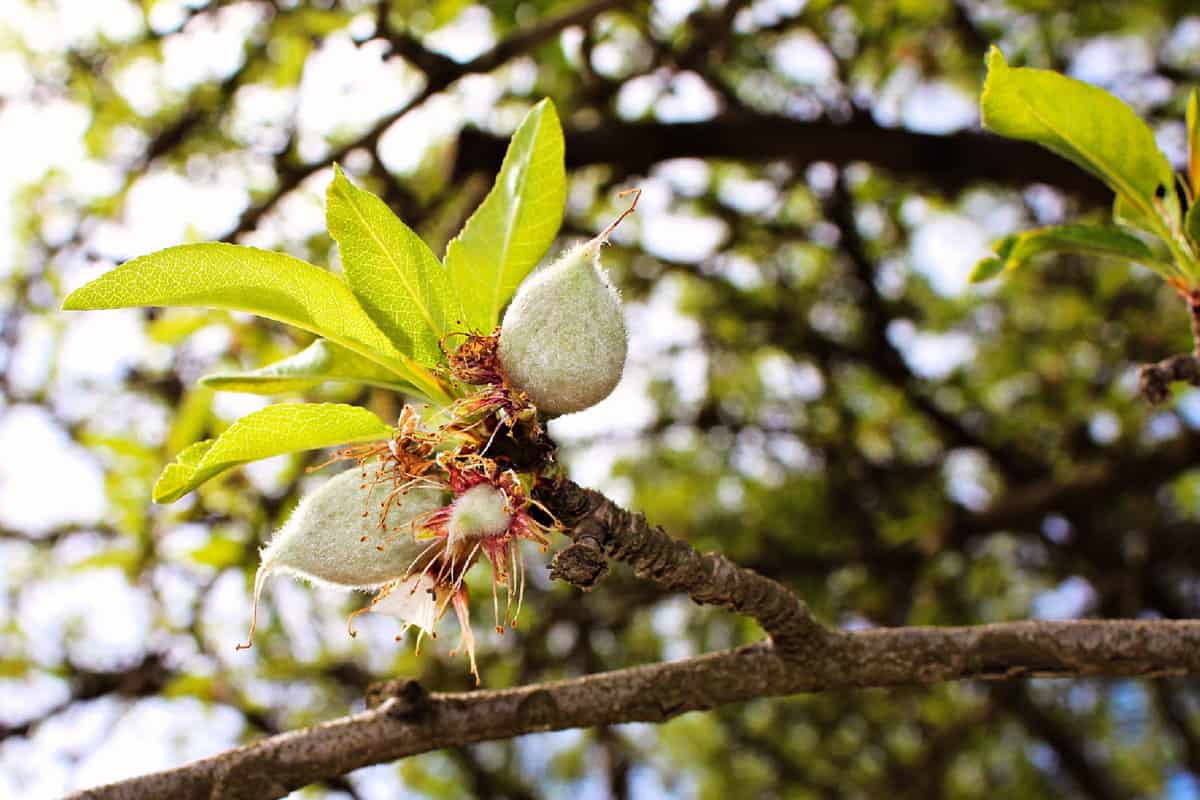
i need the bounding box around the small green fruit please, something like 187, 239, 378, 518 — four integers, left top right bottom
448, 483, 511, 544
260, 467, 444, 589
499, 239, 627, 415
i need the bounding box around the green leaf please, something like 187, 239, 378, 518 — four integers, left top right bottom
981, 47, 1177, 234
62, 243, 447, 402
445, 98, 567, 332
1187, 203, 1200, 255
970, 223, 1167, 283
71, 548, 140, 575
154, 439, 215, 502
188, 534, 247, 569
327, 166, 462, 366
1188, 89, 1200, 198
166, 385, 214, 457
152, 402, 392, 503
201, 339, 417, 395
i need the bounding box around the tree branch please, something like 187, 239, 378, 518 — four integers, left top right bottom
223, 0, 627, 241
453, 112, 1112, 203
540, 478, 827, 655
1138, 353, 1200, 403
995, 684, 1130, 800
68, 620, 1200, 800
68, 479, 1200, 799
1, 654, 171, 742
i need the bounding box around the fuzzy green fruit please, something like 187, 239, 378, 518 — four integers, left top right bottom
448, 483, 511, 544
498, 239, 627, 415
260, 467, 445, 590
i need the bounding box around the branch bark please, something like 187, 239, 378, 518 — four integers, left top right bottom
69, 480, 1200, 800
540, 478, 826, 655
453, 113, 1112, 203
69, 620, 1200, 800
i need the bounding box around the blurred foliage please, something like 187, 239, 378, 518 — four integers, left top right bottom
3, 0, 1200, 798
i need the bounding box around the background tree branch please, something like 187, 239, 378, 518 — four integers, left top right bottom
454, 113, 1112, 204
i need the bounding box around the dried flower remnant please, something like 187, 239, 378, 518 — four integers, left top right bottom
400, 454, 557, 678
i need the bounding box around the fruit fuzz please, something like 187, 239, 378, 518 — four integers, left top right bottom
259, 467, 443, 589
238, 467, 446, 650
497, 190, 639, 416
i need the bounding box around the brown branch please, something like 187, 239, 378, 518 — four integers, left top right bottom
453, 112, 1112, 204
1138, 353, 1200, 403
540, 478, 827, 655
68, 480, 1200, 799
1139, 297, 1200, 403
67, 620, 1200, 800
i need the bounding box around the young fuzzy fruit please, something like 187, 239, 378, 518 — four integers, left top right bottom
238, 468, 446, 650
498, 237, 627, 416
259, 467, 445, 588
448, 483, 512, 544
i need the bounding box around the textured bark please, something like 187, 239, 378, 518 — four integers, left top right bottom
454, 114, 1112, 204
69, 622, 1200, 800
541, 478, 827, 655
1138, 353, 1200, 403
69, 481, 1200, 800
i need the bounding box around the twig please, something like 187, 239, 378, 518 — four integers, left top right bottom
540, 478, 826, 656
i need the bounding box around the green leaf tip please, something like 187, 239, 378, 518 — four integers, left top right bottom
971, 224, 1169, 284
980, 43, 1177, 238
151, 402, 393, 503
326, 163, 462, 369
969, 257, 1004, 284
444, 97, 567, 332
1188, 89, 1200, 199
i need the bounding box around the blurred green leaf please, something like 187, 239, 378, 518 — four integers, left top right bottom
1188, 89, 1200, 198
201, 339, 417, 395
1187, 204, 1200, 256
188, 534, 246, 569
0, 657, 31, 678
71, 549, 140, 575
326, 166, 462, 367
145, 309, 217, 345
61, 243, 446, 401
167, 385, 215, 457
971, 224, 1164, 282
981, 47, 1177, 235
152, 403, 392, 503
161, 674, 217, 701
445, 98, 566, 331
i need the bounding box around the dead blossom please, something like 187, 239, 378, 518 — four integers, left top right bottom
242, 387, 559, 683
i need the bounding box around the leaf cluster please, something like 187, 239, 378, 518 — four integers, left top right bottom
62, 100, 567, 502
971, 47, 1200, 289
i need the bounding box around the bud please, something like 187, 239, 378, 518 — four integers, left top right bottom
498, 238, 627, 416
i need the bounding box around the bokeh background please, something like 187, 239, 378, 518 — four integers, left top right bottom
3, 0, 1200, 797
